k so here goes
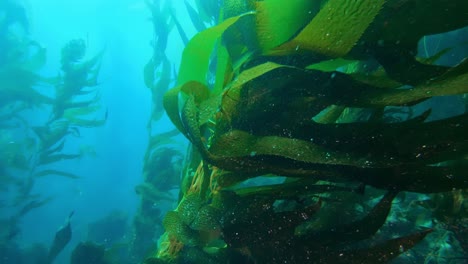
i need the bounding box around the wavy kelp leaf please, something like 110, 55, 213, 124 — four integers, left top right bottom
254, 0, 319, 52
321, 229, 433, 264
270, 0, 385, 57
210, 130, 365, 167
179, 81, 468, 193
301, 191, 398, 245
177, 193, 204, 226
222, 62, 468, 119
214, 171, 254, 189
289, 113, 468, 166
367, 64, 468, 106
213, 44, 231, 94
350, 1, 468, 85
233, 179, 359, 199
39, 153, 82, 165
222, 194, 322, 259
211, 132, 468, 192
163, 211, 198, 245
32, 121, 70, 149
189, 205, 221, 231
163, 81, 210, 138
360, 0, 468, 50
177, 12, 254, 85
221, 62, 284, 120
163, 85, 188, 137
306, 58, 359, 72
313, 105, 346, 124
34, 170, 80, 179
17, 197, 54, 217
350, 71, 403, 89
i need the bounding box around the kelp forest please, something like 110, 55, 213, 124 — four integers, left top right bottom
1, 0, 467, 263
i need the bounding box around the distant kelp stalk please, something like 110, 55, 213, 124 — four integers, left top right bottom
142, 0, 467, 263
0, 0, 105, 248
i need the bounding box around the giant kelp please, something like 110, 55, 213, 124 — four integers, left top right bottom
147, 0, 468, 263
131, 1, 189, 262
0, 3, 106, 259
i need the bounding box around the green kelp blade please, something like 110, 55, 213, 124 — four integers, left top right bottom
321, 229, 433, 264
163, 81, 210, 137
163, 85, 187, 136
306, 58, 359, 72
269, 0, 385, 57
177, 193, 204, 226
207, 131, 468, 193
34, 169, 80, 179
254, 0, 319, 52
17, 197, 54, 217
367, 64, 468, 106
233, 179, 359, 199
213, 44, 231, 95
177, 11, 254, 85
162, 211, 199, 245
225, 61, 468, 110
189, 205, 221, 231
221, 62, 285, 119
313, 105, 346, 124
293, 113, 467, 166
209, 130, 367, 167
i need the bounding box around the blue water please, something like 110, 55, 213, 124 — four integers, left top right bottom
1, 0, 193, 263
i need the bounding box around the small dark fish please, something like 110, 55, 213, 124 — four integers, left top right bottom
104, 108, 108, 121
6, 225, 20, 241
47, 211, 74, 264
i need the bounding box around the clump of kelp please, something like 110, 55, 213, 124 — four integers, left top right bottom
130, 0, 191, 262
0, 1, 105, 262
146, 0, 468, 263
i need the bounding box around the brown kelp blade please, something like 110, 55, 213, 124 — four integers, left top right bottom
47, 211, 74, 263
300, 191, 398, 245
321, 229, 433, 264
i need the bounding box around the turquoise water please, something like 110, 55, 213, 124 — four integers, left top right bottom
1, 1, 467, 263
